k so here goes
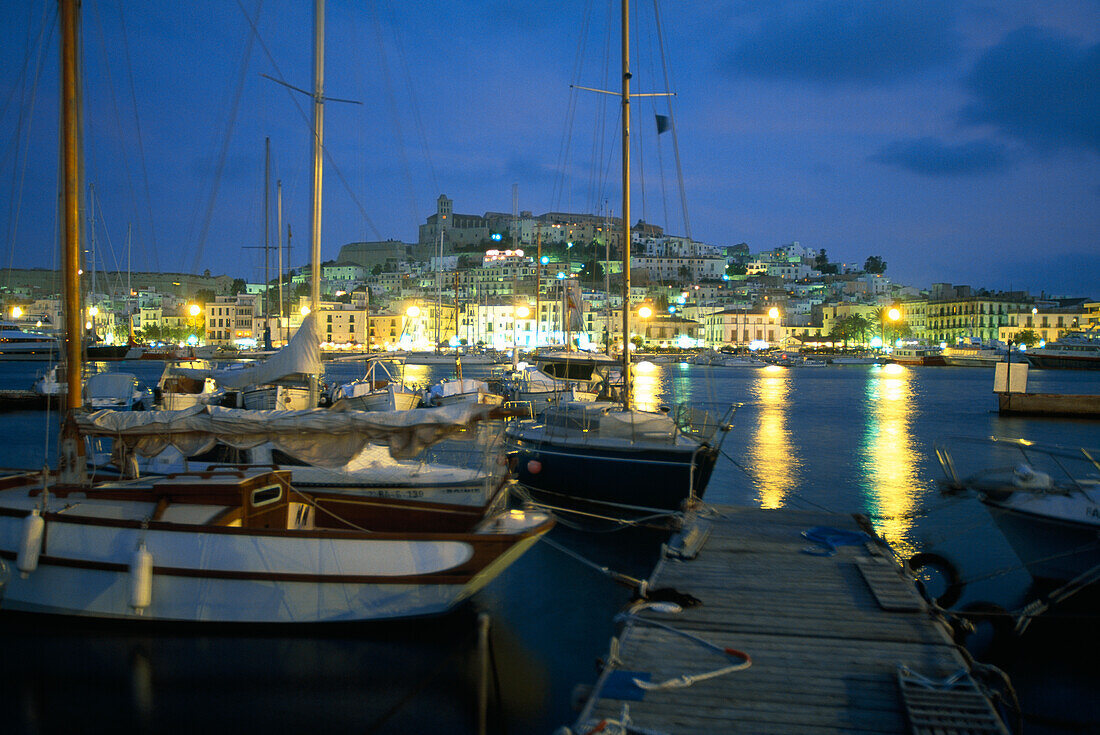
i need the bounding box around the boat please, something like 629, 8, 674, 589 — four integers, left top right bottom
504, 9, 736, 513
0, 0, 553, 624
0, 458, 552, 621
212, 313, 320, 410
1023, 327, 1100, 370
941, 343, 1007, 367
87, 402, 511, 508
154, 360, 224, 410
890, 345, 946, 366
936, 436, 1100, 584
84, 372, 152, 410
329, 357, 421, 411
0, 322, 58, 357
423, 377, 504, 408
500, 350, 620, 415
32, 364, 66, 396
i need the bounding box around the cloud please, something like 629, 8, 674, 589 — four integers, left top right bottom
869, 137, 1010, 176
727, 1, 960, 84
961, 27, 1100, 153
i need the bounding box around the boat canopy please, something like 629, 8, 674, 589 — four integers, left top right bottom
85, 372, 137, 401
77, 401, 493, 467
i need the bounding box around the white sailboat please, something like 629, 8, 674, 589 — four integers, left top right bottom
0, 0, 552, 623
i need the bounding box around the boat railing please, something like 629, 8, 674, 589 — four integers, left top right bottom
674, 402, 739, 443
935, 436, 1100, 493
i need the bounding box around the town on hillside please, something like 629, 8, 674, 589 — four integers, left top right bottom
3, 194, 1096, 354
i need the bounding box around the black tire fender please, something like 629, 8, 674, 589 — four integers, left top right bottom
906, 551, 964, 609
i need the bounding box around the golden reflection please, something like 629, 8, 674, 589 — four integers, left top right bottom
748, 372, 797, 508
398, 362, 431, 387
631, 362, 660, 412
863, 365, 920, 552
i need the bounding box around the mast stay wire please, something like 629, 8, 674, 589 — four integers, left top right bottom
651, 0, 690, 240
86, 3, 151, 286
4, 5, 55, 292
551, 0, 598, 213
237, 1, 385, 247
187, 1, 262, 275
364, 0, 422, 234
111, 1, 161, 273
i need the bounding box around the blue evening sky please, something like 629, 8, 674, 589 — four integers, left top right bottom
1, 1, 1097, 296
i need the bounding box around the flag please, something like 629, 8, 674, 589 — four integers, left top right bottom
655, 114, 671, 135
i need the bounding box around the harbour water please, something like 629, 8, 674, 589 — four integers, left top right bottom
1, 359, 1098, 733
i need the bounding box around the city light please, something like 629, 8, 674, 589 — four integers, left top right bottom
888, 308, 900, 321
516, 305, 530, 318
638, 306, 652, 319
88, 306, 99, 317
300, 305, 311, 316
768, 307, 779, 319
405, 305, 420, 317
10, 306, 21, 319
189, 304, 201, 317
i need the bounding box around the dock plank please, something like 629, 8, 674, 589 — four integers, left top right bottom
571, 505, 1006, 734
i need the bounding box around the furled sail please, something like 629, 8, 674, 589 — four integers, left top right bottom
77, 402, 493, 467
210, 313, 322, 389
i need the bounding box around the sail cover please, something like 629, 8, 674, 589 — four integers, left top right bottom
209, 314, 321, 389
77, 402, 493, 467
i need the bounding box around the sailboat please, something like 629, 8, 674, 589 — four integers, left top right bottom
0, 0, 552, 623
504, 2, 736, 513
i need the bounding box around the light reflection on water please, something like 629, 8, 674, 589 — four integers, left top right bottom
746, 368, 798, 509
861, 364, 920, 553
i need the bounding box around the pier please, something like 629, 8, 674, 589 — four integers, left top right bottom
569, 506, 1010, 734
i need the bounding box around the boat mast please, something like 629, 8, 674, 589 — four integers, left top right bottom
620, 0, 633, 409
277, 179, 284, 343
59, 0, 86, 484
263, 136, 270, 322
308, 0, 324, 402
436, 227, 442, 350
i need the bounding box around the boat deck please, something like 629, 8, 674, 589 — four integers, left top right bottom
572, 505, 1008, 734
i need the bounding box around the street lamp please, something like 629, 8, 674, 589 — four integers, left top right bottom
11, 306, 22, 319
300, 305, 311, 316
882, 307, 900, 351
189, 303, 201, 317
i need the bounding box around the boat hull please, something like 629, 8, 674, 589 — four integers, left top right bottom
0, 507, 547, 623
982, 498, 1100, 583
509, 435, 717, 511
1024, 354, 1100, 370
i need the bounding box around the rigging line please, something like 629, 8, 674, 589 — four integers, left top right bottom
386, 0, 439, 203
5, 5, 56, 291
365, 0, 418, 233
88, 186, 127, 296
0, 2, 51, 165
639, 1, 670, 232
551, 0, 596, 211
189, 1, 263, 275
115, 0, 160, 273
651, 0, 690, 239
88, 2, 143, 286
237, 1, 383, 241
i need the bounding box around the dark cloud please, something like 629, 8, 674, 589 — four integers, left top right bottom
727, 1, 960, 84
869, 137, 1010, 176
961, 27, 1100, 154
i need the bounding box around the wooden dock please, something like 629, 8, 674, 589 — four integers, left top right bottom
570, 506, 1009, 734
